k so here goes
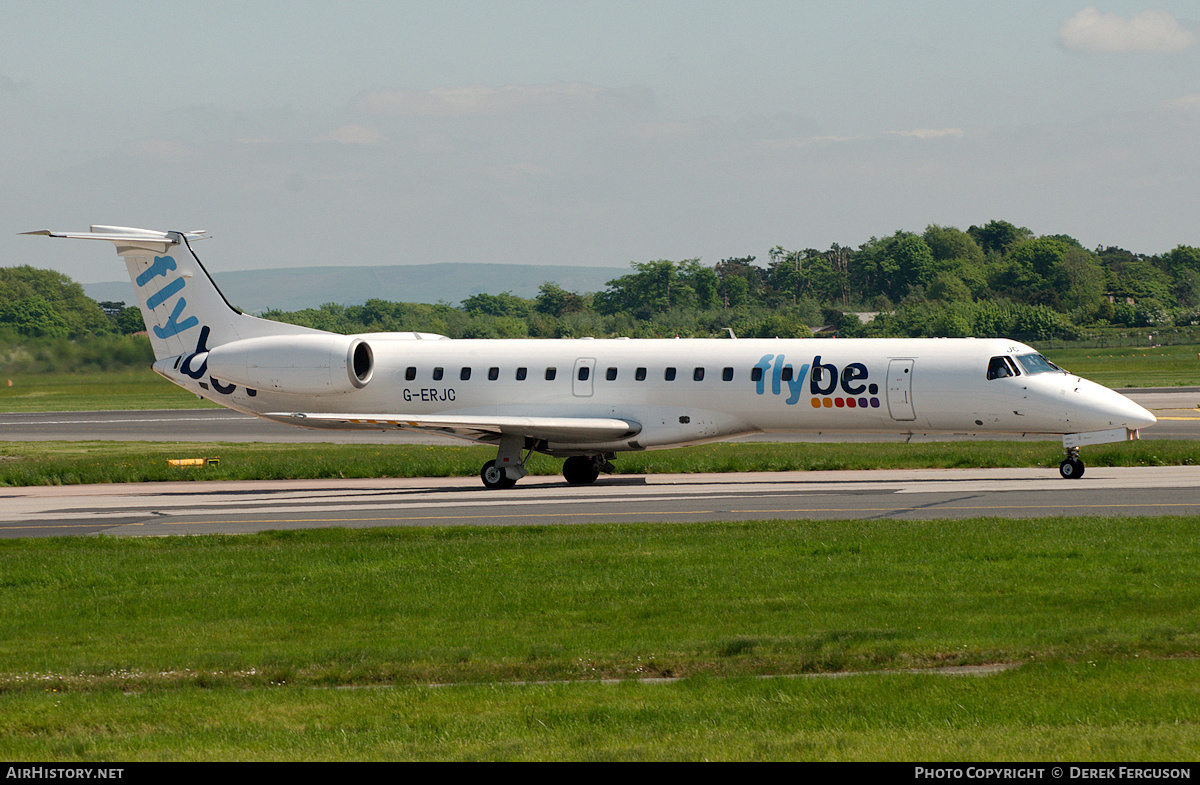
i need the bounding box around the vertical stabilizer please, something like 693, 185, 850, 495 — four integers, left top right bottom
25, 227, 322, 360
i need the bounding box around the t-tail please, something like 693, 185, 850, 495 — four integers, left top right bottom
23, 226, 320, 361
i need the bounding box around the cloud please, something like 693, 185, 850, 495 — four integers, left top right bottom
349, 82, 652, 118
0, 73, 28, 93
888, 128, 965, 140
314, 124, 385, 145
1059, 7, 1196, 53
1166, 93, 1200, 112
120, 138, 195, 161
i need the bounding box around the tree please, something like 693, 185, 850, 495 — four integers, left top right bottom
967, 220, 1032, 256
0, 266, 110, 337
115, 306, 145, 334
461, 291, 531, 319
595, 260, 699, 317
534, 282, 584, 318
0, 296, 70, 337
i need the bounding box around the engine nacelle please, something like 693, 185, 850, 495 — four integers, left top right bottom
205, 334, 373, 395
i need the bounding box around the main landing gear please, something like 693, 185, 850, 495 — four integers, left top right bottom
478, 439, 614, 489
1059, 447, 1085, 479
563, 454, 614, 485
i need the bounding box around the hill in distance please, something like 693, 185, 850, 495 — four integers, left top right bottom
83, 262, 626, 313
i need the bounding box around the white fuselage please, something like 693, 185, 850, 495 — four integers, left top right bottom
156, 335, 1155, 454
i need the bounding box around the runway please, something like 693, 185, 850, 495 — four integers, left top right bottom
2, 388, 1197, 538
5, 466, 1200, 539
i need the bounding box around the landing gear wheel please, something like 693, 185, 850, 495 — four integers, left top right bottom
1059, 458, 1084, 479
562, 455, 600, 485
481, 460, 517, 489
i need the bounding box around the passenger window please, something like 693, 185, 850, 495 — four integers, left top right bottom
693, 367, 704, 381
722, 367, 734, 381
781, 366, 794, 382
751, 367, 763, 382
488, 367, 499, 381
433, 367, 444, 381
578, 366, 590, 381
665, 367, 677, 381
606, 367, 617, 381
545, 367, 557, 381
516, 367, 527, 381
405, 366, 416, 381
460, 367, 471, 381
635, 367, 647, 381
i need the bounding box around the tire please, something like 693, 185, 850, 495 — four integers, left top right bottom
481, 460, 517, 489
562, 455, 600, 485
1059, 458, 1084, 479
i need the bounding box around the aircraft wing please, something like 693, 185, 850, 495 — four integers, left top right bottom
265, 411, 642, 444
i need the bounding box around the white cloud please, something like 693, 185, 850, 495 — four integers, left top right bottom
120, 138, 195, 161
1166, 93, 1200, 112
1059, 7, 1196, 53
889, 128, 965, 140
349, 83, 651, 118
0, 73, 28, 93
314, 124, 385, 145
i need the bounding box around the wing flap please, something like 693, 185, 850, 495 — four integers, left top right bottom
265, 412, 641, 444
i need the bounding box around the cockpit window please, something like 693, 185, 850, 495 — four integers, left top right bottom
1014, 353, 1062, 375
987, 356, 1019, 380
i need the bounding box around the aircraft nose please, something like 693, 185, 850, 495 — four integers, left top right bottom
1100, 388, 1156, 430
1126, 399, 1157, 430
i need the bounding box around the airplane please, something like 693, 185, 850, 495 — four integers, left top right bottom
26, 225, 1156, 487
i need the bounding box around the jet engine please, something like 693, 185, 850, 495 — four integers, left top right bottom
204, 334, 373, 395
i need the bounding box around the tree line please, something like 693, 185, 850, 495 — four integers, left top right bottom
4, 220, 1200, 352
261, 220, 1200, 342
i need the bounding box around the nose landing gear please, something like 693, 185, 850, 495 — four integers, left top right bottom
1059, 447, 1084, 479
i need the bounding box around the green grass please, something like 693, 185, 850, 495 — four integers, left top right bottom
1, 438, 1198, 486
1, 519, 1199, 760
1043, 343, 1200, 388
4, 661, 1200, 761
0, 368, 218, 412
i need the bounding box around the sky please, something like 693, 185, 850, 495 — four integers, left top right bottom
3, 1, 1198, 284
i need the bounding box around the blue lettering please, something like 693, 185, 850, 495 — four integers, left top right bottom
840, 363, 868, 395
180, 326, 210, 379
810, 355, 838, 396
785, 363, 810, 405
146, 277, 185, 310
153, 297, 199, 339
753, 355, 773, 395
752, 354, 873, 406
135, 255, 177, 287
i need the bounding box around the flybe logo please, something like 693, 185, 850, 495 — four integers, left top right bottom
753, 354, 881, 409
136, 255, 197, 339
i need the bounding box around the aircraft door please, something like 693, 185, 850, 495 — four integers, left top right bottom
886, 359, 916, 421
573, 357, 596, 397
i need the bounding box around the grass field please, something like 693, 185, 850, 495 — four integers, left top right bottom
1, 518, 1199, 760
1, 437, 1198, 486
0, 368, 217, 412
1044, 343, 1200, 388
2, 346, 1198, 760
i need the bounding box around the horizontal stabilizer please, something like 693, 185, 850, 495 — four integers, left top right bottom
22, 227, 209, 244
265, 412, 642, 444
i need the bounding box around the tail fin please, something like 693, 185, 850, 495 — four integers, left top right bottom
24, 226, 321, 360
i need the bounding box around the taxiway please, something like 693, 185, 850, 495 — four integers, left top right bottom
4, 466, 1200, 539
